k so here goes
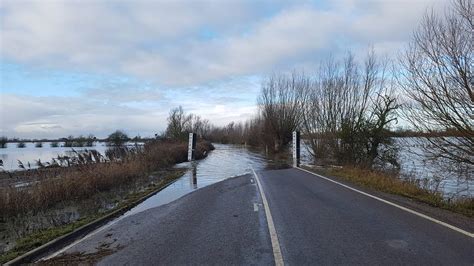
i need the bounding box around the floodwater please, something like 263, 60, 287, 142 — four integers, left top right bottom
0, 144, 271, 254
299, 138, 473, 197
119, 144, 269, 218
0, 142, 139, 171
1, 139, 472, 197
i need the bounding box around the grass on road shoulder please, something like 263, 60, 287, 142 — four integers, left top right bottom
304, 166, 474, 217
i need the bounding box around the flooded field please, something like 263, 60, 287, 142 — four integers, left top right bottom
1, 139, 472, 197
0, 142, 141, 171
299, 138, 473, 197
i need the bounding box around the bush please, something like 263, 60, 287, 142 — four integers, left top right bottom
107, 130, 129, 146
17, 142, 26, 148
0, 136, 7, 148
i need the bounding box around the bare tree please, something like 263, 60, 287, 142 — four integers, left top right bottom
400, 0, 473, 168
258, 71, 310, 152
303, 51, 399, 167
190, 115, 211, 139
165, 106, 192, 140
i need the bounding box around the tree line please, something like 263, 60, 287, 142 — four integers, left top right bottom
204, 0, 473, 171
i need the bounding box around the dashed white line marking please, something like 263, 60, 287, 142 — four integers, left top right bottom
252, 168, 284, 266
296, 167, 474, 238
254, 202, 259, 212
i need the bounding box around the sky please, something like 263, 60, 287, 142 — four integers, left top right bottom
0, 0, 447, 139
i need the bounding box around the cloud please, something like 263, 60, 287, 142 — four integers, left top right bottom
0, 0, 450, 138
1, 0, 446, 86
0, 75, 259, 138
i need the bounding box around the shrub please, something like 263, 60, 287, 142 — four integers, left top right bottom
0, 136, 7, 148
107, 130, 129, 146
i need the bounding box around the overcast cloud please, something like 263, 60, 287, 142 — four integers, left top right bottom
0, 0, 447, 138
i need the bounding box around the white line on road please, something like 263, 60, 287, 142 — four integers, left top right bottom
296, 167, 474, 238
252, 168, 284, 266
254, 203, 259, 212
41, 218, 121, 261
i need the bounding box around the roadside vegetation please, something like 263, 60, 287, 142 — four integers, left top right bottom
0, 140, 213, 217
0, 136, 7, 148
306, 166, 473, 217
0, 169, 187, 264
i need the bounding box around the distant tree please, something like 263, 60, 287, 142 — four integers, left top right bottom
17, 142, 26, 148
165, 106, 193, 140
258, 72, 310, 152
63, 136, 74, 147
50, 141, 59, 148
107, 130, 129, 146
0, 136, 7, 148
35, 142, 43, 148
85, 134, 96, 147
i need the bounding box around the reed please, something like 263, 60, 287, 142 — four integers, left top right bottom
0, 140, 214, 217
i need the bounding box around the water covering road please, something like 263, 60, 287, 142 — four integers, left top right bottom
110, 144, 268, 219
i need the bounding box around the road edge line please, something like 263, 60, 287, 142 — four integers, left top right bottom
296, 167, 474, 238
252, 168, 285, 266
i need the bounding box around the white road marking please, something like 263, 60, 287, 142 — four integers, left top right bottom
41, 218, 121, 261
254, 202, 259, 212
296, 167, 474, 238
252, 168, 284, 266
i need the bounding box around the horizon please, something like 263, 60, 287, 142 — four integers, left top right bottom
0, 0, 448, 139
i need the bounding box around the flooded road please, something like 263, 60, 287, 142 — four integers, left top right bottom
119, 144, 270, 218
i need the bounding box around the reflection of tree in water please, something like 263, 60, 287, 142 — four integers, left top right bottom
398, 138, 473, 198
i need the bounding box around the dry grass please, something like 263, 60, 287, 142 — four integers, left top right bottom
0, 140, 214, 217
322, 166, 474, 217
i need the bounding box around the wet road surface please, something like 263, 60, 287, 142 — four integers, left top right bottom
44, 174, 273, 265
259, 168, 473, 265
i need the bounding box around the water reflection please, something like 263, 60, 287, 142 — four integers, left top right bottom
191, 163, 197, 189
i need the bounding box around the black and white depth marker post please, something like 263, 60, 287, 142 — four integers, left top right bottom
292, 131, 300, 167
188, 132, 197, 161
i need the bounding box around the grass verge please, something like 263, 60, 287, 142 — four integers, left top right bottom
306, 166, 474, 217
0, 169, 184, 264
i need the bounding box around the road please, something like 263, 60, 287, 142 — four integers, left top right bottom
259, 168, 473, 265
42, 168, 473, 265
